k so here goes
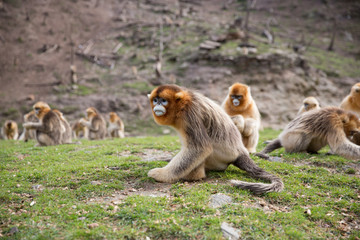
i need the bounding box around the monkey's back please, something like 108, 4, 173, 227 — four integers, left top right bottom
37, 111, 63, 144
282, 107, 349, 139
189, 91, 245, 151
90, 115, 107, 139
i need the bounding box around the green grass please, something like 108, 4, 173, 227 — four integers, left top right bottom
1, 129, 359, 239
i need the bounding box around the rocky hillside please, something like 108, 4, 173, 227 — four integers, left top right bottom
0, 0, 359, 134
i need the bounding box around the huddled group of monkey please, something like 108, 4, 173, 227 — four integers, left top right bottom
2, 82, 360, 194
1, 102, 125, 145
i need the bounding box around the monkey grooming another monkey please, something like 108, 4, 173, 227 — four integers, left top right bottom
297, 96, 320, 115
148, 84, 283, 194
23, 101, 63, 146
18, 111, 39, 142
222, 83, 261, 153
108, 112, 125, 138
1, 120, 19, 140
79, 107, 107, 140
256, 107, 360, 160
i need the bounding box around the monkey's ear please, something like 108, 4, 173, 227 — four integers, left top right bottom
147, 94, 151, 99
175, 92, 184, 100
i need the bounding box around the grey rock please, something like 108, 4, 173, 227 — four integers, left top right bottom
221, 222, 240, 240
209, 193, 232, 208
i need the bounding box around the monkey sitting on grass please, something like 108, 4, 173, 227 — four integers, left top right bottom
256, 107, 360, 160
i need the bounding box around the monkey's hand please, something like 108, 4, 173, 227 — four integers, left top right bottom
242, 118, 257, 137
231, 115, 245, 133
23, 123, 31, 129
148, 167, 174, 183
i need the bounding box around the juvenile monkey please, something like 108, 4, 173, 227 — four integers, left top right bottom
108, 112, 125, 138
222, 83, 261, 153
1, 120, 19, 140
72, 118, 89, 139
148, 84, 283, 194
53, 109, 72, 144
297, 96, 320, 115
340, 82, 360, 117
18, 111, 39, 142
79, 107, 107, 140
23, 101, 63, 146
256, 107, 360, 160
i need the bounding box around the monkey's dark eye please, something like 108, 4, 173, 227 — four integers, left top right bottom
153, 98, 158, 105
231, 95, 242, 99
356, 89, 360, 93
35, 107, 40, 111
161, 98, 168, 106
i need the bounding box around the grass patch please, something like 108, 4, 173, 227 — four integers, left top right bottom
0, 129, 359, 239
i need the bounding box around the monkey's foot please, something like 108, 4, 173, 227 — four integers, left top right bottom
247, 147, 257, 154
148, 168, 175, 183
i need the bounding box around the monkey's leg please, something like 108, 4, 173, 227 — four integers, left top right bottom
231, 154, 284, 194
119, 130, 125, 138
36, 133, 56, 146
242, 119, 259, 153
148, 146, 212, 183
231, 115, 245, 133
328, 134, 360, 160
281, 132, 312, 153
182, 162, 206, 181
242, 119, 257, 137
255, 138, 282, 159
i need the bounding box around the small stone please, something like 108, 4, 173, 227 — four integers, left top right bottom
78, 217, 86, 221
9, 227, 19, 235
221, 222, 240, 240
209, 193, 232, 208
88, 223, 99, 229
30, 201, 36, 207
32, 184, 44, 191
91, 181, 101, 185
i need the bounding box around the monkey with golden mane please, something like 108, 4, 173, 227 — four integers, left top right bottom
79, 107, 107, 140
72, 118, 89, 139
1, 120, 19, 140
148, 84, 283, 194
297, 96, 320, 115
108, 112, 125, 138
222, 83, 261, 153
340, 83, 360, 145
23, 101, 63, 146
18, 111, 39, 142
256, 107, 360, 160
340, 83, 360, 117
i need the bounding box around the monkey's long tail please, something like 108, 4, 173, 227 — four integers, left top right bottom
255, 138, 282, 160
230, 154, 284, 194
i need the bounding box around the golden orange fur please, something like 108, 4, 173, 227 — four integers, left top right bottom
297, 96, 320, 115
148, 84, 283, 194
108, 112, 125, 138
79, 107, 107, 140
222, 83, 261, 153
33, 101, 51, 119
340, 82, 360, 117
2, 120, 19, 140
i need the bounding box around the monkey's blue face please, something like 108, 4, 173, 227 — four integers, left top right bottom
230, 95, 243, 106
152, 97, 168, 116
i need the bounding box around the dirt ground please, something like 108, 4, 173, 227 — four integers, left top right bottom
0, 0, 359, 131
